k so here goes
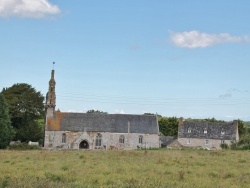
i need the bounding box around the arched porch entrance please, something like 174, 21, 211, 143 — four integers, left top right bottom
79, 140, 89, 149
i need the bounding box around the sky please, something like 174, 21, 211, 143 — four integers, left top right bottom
0, 0, 250, 121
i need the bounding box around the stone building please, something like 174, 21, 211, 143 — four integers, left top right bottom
178, 118, 239, 150
44, 69, 160, 149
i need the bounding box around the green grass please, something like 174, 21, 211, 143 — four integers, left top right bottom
0, 149, 250, 187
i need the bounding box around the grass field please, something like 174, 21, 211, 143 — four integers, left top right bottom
0, 149, 250, 188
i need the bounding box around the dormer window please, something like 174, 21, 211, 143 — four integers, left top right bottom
188, 128, 191, 133
204, 129, 207, 134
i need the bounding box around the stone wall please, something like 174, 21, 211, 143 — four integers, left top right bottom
44, 131, 160, 149
178, 137, 232, 150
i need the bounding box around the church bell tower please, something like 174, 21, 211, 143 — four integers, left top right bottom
46, 68, 56, 118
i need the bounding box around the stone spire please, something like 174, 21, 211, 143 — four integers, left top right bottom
46, 69, 56, 118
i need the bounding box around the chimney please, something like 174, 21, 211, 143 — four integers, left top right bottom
179, 117, 184, 126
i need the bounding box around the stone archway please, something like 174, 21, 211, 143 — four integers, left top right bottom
79, 140, 89, 149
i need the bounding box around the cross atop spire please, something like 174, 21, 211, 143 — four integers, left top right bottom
53, 62, 55, 70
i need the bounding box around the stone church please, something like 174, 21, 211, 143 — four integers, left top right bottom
44, 69, 160, 149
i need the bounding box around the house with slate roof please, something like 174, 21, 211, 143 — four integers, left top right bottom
44, 69, 160, 149
178, 117, 239, 150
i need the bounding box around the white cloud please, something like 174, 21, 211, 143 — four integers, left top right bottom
67, 109, 76, 112
113, 109, 125, 114
169, 30, 250, 48
0, 0, 60, 18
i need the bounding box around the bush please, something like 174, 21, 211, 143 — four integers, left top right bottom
220, 143, 229, 149
230, 143, 238, 150
231, 134, 250, 150
242, 144, 250, 150
7, 143, 41, 150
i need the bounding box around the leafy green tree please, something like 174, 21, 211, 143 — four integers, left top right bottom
186, 117, 225, 123
238, 119, 247, 137
144, 113, 155, 115
158, 117, 178, 136
86, 109, 108, 114
2, 83, 44, 142
144, 113, 162, 119
0, 93, 15, 148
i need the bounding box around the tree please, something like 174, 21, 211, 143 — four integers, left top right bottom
238, 119, 247, 137
158, 117, 178, 136
0, 93, 15, 148
186, 117, 225, 123
144, 113, 162, 119
2, 83, 44, 142
86, 109, 108, 114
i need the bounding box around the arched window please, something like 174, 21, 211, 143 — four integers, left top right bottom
62, 133, 66, 143
139, 135, 143, 144
204, 128, 207, 134
188, 128, 191, 133
221, 130, 225, 135
95, 133, 102, 147
119, 135, 125, 144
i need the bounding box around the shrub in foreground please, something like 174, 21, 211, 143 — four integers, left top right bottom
220, 143, 229, 149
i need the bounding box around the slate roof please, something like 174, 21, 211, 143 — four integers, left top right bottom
47, 112, 159, 134
178, 120, 238, 140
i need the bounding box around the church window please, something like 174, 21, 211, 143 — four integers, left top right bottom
119, 135, 125, 144
62, 133, 66, 143
139, 135, 143, 144
221, 130, 225, 135
95, 133, 102, 147
204, 128, 207, 134
188, 128, 191, 133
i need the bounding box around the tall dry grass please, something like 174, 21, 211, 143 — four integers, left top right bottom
0, 149, 250, 187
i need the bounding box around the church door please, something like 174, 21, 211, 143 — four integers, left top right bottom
79, 140, 89, 149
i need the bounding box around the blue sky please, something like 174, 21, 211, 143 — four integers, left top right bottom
0, 0, 249, 121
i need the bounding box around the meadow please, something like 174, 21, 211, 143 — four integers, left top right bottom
0, 149, 250, 188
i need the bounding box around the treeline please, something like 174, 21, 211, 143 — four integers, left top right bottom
0, 83, 44, 149
1, 83, 250, 149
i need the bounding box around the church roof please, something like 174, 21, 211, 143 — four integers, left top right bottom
47, 112, 159, 134
178, 120, 238, 140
